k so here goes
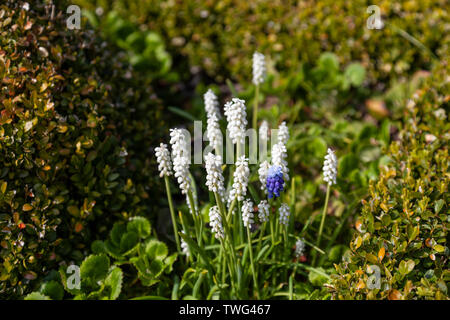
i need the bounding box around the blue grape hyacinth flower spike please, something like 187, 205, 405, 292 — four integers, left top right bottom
266, 165, 284, 199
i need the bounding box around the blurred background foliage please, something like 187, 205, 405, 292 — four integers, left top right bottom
75, 0, 448, 86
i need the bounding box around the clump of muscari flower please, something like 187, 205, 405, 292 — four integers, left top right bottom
229, 156, 250, 202
155, 143, 172, 177
323, 148, 338, 186
266, 165, 284, 199
295, 238, 306, 258
257, 200, 270, 223
205, 153, 225, 199
209, 206, 224, 239
224, 98, 248, 145
252, 52, 266, 85
242, 199, 255, 228
279, 203, 290, 226
170, 128, 191, 194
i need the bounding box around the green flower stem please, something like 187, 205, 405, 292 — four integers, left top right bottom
256, 222, 266, 253
221, 247, 227, 286
179, 211, 193, 264
187, 190, 203, 247
246, 225, 259, 299
219, 240, 231, 290
313, 183, 331, 267
227, 198, 237, 223
275, 215, 280, 244
214, 192, 238, 280
236, 142, 241, 159
164, 176, 181, 252
283, 228, 288, 253
270, 215, 275, 247
289, 265, 298, 300
253, 84, 260, 129
238, 202, 244, 245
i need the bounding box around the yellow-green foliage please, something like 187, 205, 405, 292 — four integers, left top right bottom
330, 64, 449, 300
0, 1, 166, 298
76, 0, 448, 83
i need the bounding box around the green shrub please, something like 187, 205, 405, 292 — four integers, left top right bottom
0, 1, 167, 298
330, 64, 449, 299
76, 0, 448, 85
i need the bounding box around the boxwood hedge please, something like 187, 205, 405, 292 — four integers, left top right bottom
330, 63, 449, 299
0, 1, 167, 298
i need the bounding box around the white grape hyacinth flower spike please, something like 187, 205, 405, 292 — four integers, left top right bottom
205, 152, 225, 200
209, 206, 224, 239
279, 203, 290, 226
204, 89, 221, 119
229, 156, 250, 202
295, 238, 306, 258
169, 128, 191, 194
155, 143, 172, 178
242, 199, 255, 228
323, 148, 338, 186
257, 200, 270, 223
224, 98, 248, 145
252, 52, 266, 85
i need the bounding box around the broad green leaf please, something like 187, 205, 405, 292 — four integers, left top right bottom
164, 253, 178, 273
308, 267, 329, 286
40, 280, 64, 300
344, 63, 365, 87
127, 216, 151, 239
145, 240, 168, 260
91, 240, 107, 254
119, 232, 139, 252
149, 259, 165, 276
104, 267, 123, 300
24, 292, 51, 300
80, 254, 110, 283
318, 52, 339, 72
110, 223, 127, 247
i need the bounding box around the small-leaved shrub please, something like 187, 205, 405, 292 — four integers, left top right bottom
0, 1, 167, 298
331, 64, 449, 299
